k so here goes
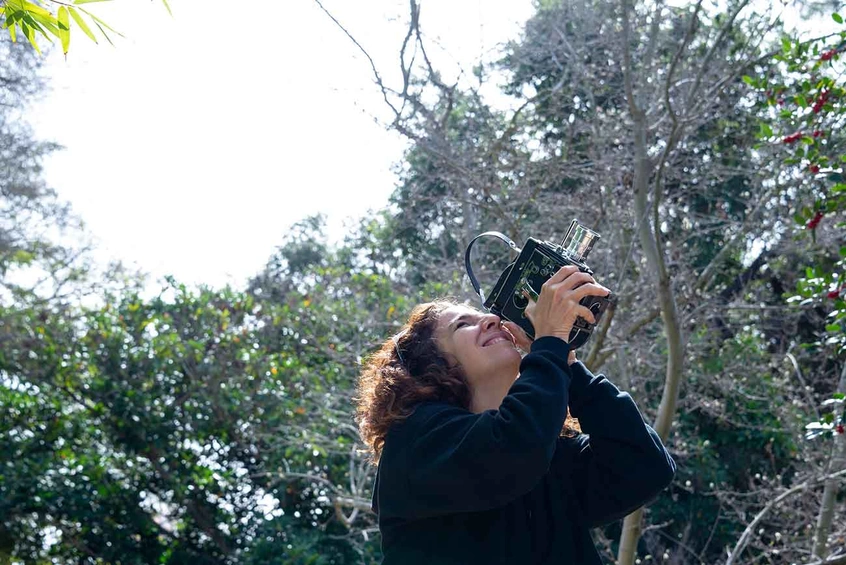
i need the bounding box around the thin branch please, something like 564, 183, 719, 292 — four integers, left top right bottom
590, 307, 661, 371
725, 469, 846, 565
620, 0, 642, 119
682, 0, 753, 113
664, 0, 703, 127
313, 0, 400, 118
802, 554, 846, 565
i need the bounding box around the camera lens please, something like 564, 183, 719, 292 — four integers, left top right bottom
512, 292, 529, 309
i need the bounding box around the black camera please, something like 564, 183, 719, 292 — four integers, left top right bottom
464, 219, 615, 349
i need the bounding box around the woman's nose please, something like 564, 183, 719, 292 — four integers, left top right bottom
481, 314, 501, 331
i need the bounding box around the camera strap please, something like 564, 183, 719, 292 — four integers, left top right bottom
464, 231, 521, 306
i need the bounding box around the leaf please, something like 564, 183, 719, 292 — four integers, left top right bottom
21, 21, 40, 54
834, 13, 843, 24
57, 7, 70, 55
68, 6, 96, 43
77, 7, 123, 43
91, 18, 113, 45
20, 1, 53, 17
742, 75, 756, 87
162, 0, 172, 16
826, 323, 841, 332
73, 0, 113, 4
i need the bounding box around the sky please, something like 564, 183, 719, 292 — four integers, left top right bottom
30, 0, 535, 290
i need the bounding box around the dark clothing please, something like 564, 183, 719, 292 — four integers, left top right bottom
371, 337, 676, 565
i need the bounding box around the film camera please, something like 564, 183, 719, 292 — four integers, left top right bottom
464, 219, 615, 349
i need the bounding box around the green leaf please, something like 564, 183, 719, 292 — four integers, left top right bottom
68, 6, 96, 43
162, 0, 172, 16
742, 75, 756, 87
57, 7, 70, 55
759, 123, 773, 137
825, 323, 841, 332
73, 0, 113, 4
833, 13, 843, 24
795, 94, 808, 108
21, 22, 41, 54
782, 37, 792, 53
21, 1, 53, 17
78, 7, 123, 39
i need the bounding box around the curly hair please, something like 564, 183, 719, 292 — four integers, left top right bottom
355, 299, 581, 465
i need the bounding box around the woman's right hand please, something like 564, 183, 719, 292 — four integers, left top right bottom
524, 265, 610, 343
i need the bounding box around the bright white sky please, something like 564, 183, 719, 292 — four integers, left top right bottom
31, 0, 534, 289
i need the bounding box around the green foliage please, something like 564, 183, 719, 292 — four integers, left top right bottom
0, 273, 392, 563
0, 0, 170, 55
1, 210, 449, 562
752, 15, 846, 355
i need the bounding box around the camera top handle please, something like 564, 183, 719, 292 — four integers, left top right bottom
464, 231, 522, 307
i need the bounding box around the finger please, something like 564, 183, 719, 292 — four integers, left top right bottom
545, 264, 581, 286
521, 282, 540, 303
575, 305, 597, 325
550, 271, 595, 293
503, 321, 532, 347
572, 282, 612, 301
522, 294, 536, 324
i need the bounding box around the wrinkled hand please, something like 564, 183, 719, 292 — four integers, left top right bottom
502, 321, 533, 353
524, 265, 610, 344
503, 320, 580, 365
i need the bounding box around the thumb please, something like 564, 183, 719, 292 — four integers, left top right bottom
503, 320, 533, 351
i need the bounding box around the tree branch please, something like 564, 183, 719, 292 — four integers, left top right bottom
725, 469, 846, 565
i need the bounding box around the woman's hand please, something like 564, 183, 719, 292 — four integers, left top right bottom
524, 265, 610, 344
502, 321, 578, 364
502, 321, 533, 353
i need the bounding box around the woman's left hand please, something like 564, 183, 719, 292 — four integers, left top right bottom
502, 321, 533, 353
503, 320, 580, 365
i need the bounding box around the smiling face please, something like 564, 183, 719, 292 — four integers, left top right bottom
435, 305, 523, 403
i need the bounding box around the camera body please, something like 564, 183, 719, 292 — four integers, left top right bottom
465, 220, 615, 349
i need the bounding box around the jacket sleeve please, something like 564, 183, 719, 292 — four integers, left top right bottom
551, 362, 676, 529
400, 337, 572, 519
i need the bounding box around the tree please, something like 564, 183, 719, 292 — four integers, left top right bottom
0, 0, 170, 56
317, 0, 846, 563
742, 13, 846, 563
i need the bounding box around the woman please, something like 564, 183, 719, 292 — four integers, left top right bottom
355, 265, 676, 564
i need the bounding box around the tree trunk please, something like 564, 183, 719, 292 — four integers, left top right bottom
812, 362, 846, 559
617, 80, 685, 565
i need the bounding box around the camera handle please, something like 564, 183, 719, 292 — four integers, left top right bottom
464, 231, 522, 307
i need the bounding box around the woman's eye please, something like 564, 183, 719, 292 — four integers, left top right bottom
456, 322, 468, 329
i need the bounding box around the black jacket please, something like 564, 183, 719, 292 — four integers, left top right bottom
371, 336, 676, 565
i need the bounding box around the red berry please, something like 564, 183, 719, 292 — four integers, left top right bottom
828, 290, 841, 299
812, 130, 825, 138
821, 50, 836, 62
806, 211, 825, 230
836, 424, 845, 434
809, 165, 820, 174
